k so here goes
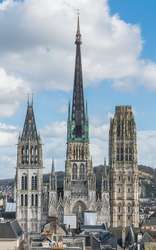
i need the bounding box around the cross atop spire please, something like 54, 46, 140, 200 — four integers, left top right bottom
21, 101, 38, 141
75, 13, 81, 45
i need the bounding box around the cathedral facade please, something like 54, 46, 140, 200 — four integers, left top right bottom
16, 17, 110, 233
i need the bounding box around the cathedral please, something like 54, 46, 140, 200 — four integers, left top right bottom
16, 17, 110, 233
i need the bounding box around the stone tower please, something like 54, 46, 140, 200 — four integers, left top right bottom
64, 16, 96, 220
109, 106, 139, 228
16, 101, 43, 233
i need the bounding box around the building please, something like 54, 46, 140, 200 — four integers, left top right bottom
15, 16, 111, 234
47, 16, 110, 226
0, 219, 24, 250
109, 106, 139, 228
16, 101, 43, 233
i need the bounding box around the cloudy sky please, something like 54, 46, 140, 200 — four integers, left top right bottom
0, 0, 156, 178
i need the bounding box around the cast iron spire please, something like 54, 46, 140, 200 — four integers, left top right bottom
71, 15, 86, 138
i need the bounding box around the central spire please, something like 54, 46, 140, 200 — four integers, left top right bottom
71, 15, 86, 139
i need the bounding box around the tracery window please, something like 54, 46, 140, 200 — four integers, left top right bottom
21, 175, 27, 190
32, 175, 37, 190
25, 194, 28, 206
31, 194, 34, 206
35, 194, 38, 207
21, 194, 23, 206
79, 164, 86, 179
72, 164, 77, 180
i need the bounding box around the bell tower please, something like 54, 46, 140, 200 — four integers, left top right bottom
16, 100, 43, 233
109, 106, 139, 228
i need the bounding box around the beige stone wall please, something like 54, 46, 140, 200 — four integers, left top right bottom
0, 240, 19, 250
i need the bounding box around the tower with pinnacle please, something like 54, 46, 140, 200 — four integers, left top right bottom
16, 100, 43, 233
109, 106, 139, 228
64, 16, 96, 220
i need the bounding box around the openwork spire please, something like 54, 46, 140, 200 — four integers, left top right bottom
71, 15, 86, 139
21, 101, 38, 141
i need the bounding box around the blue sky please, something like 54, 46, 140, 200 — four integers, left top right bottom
0, 0, 156, 178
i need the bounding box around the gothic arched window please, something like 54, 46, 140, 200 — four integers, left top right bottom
32, 175, 37, 190
25, 176, 27, 190
31, 146, 34, 164
128, 204, 131, 214
80, 164, 86, 179
35, 194, 38, 207
21, 176, 24, 190
26, 145, 29, 163
21, 194, 23, 206
31, 194, 34, 206
118, 203, 122, 213
21, 175, 27, 190
21, 146, 24, 164
72, 164, 77, 180
32, 176, 35, 190
35, 146, 38, 164
25, 194, 28, 206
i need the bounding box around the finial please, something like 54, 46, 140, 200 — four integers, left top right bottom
75, 10, 81, 44
77, 9, 80, 32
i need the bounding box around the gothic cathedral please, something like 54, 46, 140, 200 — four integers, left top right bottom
15, 17, 140, 234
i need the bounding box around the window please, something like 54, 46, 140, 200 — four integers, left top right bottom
35, 146, 38, 163
31, 194, 34, 206
21, 175, 27, 190
21, 176, 24, 190
118, 188, 121, 193
32, 175, 37, 190
72, 164, 77, 180
21, 194, 23, 206
21, 146, 24, 164
79, 164, 86, 179
128, 205, 131, 213
35, 194, 38, 207
25, 194, 28, 206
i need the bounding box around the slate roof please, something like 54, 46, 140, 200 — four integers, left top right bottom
0, 220, 23, 239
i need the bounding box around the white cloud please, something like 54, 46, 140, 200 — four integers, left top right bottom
0, 67, 29, 116
0, 0, 155, 101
